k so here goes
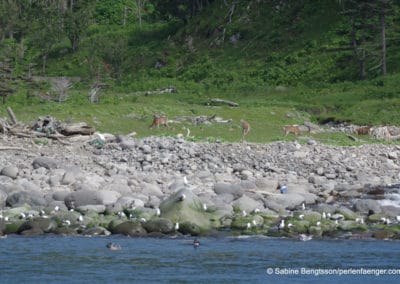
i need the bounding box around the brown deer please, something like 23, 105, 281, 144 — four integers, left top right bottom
283, 125, 301, 136
149, 114, 169, 129
241, 120, 250, 143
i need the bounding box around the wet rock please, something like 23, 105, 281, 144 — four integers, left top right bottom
142, 218, 174, 234
111, 221, 147, 236
18, 217, 58, 234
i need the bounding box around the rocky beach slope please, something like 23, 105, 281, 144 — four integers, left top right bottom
1, 134, 400, 239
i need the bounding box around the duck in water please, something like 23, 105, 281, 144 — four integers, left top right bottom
193, 239, 200, 249
106, 242, 122, 251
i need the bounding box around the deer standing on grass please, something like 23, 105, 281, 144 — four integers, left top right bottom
241, 120, 250, 143
149, 114, 169, 129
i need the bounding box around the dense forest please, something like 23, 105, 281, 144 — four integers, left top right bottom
0, 1, 398, 85
1, 0, 400, 140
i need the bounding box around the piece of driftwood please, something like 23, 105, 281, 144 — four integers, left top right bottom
209, 98, 239, 107
6, 107, 18, 125
0, 146, 27, 151
60, 123, 95, 136
145, 86, 177, 96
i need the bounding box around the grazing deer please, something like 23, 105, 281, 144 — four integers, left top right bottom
149, 114, 169, 129
354, 126, 372, 135
241, 120, 250, 143
283, 125, 301, 136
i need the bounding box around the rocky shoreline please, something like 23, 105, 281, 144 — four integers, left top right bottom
1, 135, 400, 240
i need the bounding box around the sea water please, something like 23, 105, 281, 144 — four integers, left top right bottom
0, 235, 399, 284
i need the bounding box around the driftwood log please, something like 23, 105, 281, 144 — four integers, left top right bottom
208, 98, 239, 107
60, 122, 95, 136
145, 86, 177, 96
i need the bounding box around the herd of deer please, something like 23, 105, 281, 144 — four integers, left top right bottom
149, 114, 303, 143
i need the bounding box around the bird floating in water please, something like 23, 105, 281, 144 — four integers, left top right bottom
193, 239, 200, 248
106, 242, 121, 251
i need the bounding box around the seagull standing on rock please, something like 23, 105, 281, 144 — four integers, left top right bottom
278, 220, 285, 230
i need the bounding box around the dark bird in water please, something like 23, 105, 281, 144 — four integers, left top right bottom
106, 242, 121, 251
193, 239, 200, 249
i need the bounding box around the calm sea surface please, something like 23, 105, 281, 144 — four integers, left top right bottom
0, 235, 399, 284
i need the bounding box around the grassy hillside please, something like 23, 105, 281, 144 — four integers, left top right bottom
1, 1, 400, 145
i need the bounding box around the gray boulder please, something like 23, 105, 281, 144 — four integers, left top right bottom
32, 157, 60, 169
354, 199, 382, 214
6, 190, 47, 207
213, 182, 244, 198
232, 195, 264, 212
265, 193, 305, 211
111, 221, 147, 236
1, 166, 18, 179
18, 217, 58, 234
64, 190, 120, 209
142, 218, 174, 234
159, 188, 217, 231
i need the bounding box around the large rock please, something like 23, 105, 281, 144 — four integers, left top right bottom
6, 190, 47, 207
232, 195, 264, 212
111, 221, 147, 236
354, 199, 382, 214
64, 190, 120, 209
32, 157, 60, 169
142, 218, 174, 234
159, 189, 217, 232
1, 166, 18, 179
265, 193, 305, 211
18, 217, 58, 234
213, 182, 244, 198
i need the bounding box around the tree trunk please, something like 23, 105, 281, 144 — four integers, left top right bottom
380, 10, 387, 76
351, 21, 366, 80
42, 54, 47, 74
